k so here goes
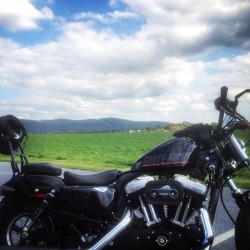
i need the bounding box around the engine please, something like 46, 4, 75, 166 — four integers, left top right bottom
118, 175, 212, 250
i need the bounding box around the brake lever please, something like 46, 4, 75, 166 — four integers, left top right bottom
216, 87, 250, 130
235, 89, 250, 100
222, 88, 250, 119
231, 88, 250, 122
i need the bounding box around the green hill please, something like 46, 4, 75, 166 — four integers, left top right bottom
21, 117, 170, 133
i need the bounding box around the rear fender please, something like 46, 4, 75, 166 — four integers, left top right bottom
0, 186, 15, 196
0, 196, 25, 223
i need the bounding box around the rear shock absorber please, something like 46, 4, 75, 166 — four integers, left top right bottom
22, 188, 57, 239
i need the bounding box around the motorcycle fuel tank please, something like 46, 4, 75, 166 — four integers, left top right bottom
132, 137, 198, 174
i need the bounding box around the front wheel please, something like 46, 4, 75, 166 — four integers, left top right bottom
235, 203, 250, 250
0, 200, 54, 247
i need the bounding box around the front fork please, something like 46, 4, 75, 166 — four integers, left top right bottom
209, 172, 245, 216
226, 177, 242, 198
226, 177, 250, 209
21, 189, 57, 239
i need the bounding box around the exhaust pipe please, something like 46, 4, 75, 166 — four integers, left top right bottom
199, 207, 214, 249
87, 210, 132, 250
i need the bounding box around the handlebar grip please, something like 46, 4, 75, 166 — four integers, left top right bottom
220, 86, 228, 105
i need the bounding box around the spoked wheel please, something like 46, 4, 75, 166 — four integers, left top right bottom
1, 202, 54, 247
6, 212, 50, 246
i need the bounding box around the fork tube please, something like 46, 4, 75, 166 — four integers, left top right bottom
226, 177, 242, 197
229, 135, 248, 161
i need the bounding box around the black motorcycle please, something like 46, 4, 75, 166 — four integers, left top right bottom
0, 86, 249, 250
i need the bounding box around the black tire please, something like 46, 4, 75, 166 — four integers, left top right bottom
235, 203, 250, 250
0, 198, 54, 247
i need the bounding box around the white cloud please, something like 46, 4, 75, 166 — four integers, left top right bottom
0, 0, 249, 123
0, 0, 54, 31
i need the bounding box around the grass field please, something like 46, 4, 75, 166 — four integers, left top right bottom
0, 130, 249, 187
23, 131, 173, 171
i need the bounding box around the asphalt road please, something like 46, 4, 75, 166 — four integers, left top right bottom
0, 162, 242, 249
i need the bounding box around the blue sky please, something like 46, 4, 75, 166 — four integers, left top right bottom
0, 0, 249, 123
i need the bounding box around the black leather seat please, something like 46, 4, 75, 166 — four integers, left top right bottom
64, 169, 121, 186
21, 162, 62, 176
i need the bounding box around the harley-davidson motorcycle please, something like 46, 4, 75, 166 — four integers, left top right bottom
0, 86, 249, 250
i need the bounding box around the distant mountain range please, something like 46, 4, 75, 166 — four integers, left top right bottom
20, 117, 170, 133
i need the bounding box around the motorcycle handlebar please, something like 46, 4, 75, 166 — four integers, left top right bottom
215, 86, 229, 129
220, 86, 228, 106
214, 87, 228, 112
215, 86, 250, 130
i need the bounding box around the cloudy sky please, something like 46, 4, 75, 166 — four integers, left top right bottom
0, 0, 249, 123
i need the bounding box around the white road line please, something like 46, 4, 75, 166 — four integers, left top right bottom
213, 228, 235, 247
